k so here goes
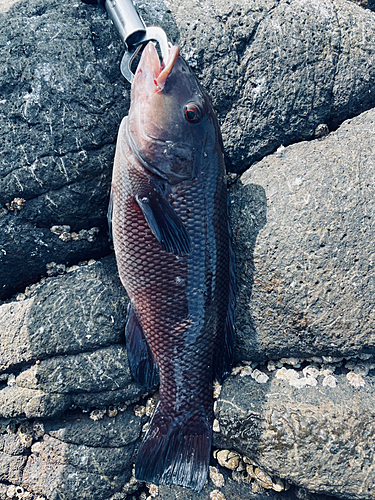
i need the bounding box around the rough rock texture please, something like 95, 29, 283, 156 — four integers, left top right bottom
137, 0, 375, 172
0, 257, 127, 370
232, 108, 375, 362
2, 0, 375, 299
0, 0, 127, 299
214, 369, 375, 500
2, 0, 375, 499
21, 410, 142, 500
0, 256, 144, 420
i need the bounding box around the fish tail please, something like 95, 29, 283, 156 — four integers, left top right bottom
135, 402, 212, 491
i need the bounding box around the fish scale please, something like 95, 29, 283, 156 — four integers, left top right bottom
110, 43, 235, 491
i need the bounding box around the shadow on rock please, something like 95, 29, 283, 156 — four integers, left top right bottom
229, 181, 267, 363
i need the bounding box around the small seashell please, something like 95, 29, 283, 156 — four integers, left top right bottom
251, 369, 269, 384
272, 476, 285, 492
146, 484, 159, 497
134, 405, 146, 418
347, 372, 365, 388
89, 409, 106, 421
210, 490, 226, 500
267, 360, 276, 371
213, 419, 220, 432
108, 406, 118, 417
216, 450, 241, 470
322, 375, 337, 388
254, 467, 273, 489
209, 466, 225, 487
213, 381, 222, 399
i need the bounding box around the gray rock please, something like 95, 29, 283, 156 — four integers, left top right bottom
214, 369, 375, 499
0, 452, 26, 485
22, 456, 128, 500
0, 386, 71, 419
232, 108, 375, 362
0, 256, 127, 373
16, 345, 133, 394
0, 0, 126, 299
0, 207, 110, 301
138, 0, 375, 173
0, 256, 146, 419
44, 409, 142, 447
21, 409, 141, 500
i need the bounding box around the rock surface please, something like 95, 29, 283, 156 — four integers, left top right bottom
0, 0, 126, 299
137, 0, 375, 172
2, 0, 375, 499
0, 256, 145, 421
2, 0, 375, 299
214, 367, 375, 500
231, 108, 375, 362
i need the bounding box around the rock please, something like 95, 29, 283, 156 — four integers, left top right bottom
44, 409, 141, 447
16, 345, 133, 394
22, 411, 141, 500
0, 0, 127, 299
0, 256, 127, 372
0, 386, 71, 419
214, 370, 375, 500
137, 0, 375, 173
22, 455, 128, 500
0, 408, 142, 500
0, 452, 26, 485
0, 256, 146, 419
2, 0, 375, 298
232, 108, 375, 361
0, 209, 110, 301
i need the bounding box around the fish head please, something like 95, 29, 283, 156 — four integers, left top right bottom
127, 42, 219, 185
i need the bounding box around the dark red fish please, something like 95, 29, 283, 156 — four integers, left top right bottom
109, 42, 235, 491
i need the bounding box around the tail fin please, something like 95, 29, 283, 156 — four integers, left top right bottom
135, 402, 212, 491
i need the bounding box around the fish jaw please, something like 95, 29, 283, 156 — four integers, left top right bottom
131, 43, 180, 99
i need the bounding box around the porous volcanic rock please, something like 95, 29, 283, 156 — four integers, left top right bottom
214, 368, 375, 500
2, 0, 375, 299
137, 0, 375, 172
21, 410, 142, 500
0, 256, 144, 420
0, 0, 127, 299
231, 108, 375, 362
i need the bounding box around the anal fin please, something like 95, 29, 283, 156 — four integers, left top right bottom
125, 302, 159, 390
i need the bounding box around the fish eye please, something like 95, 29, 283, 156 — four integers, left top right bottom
184, 102, 203, 124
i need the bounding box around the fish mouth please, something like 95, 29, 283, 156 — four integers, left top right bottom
137, 42, 180, 92
157, 45, 180, 89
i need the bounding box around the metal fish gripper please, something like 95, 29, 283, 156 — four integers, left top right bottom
81, 0, 169, 83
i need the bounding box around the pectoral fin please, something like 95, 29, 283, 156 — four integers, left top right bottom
135, 191, 191, 256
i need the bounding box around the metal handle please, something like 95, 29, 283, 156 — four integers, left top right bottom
81, 0, 169, 83
104, 0, 146, 48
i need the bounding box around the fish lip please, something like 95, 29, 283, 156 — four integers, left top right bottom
156, 46, 180, 90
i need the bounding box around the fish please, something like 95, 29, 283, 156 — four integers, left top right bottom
109, 42, 235, 491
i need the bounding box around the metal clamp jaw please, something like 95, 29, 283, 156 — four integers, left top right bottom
81, 0, 169, 83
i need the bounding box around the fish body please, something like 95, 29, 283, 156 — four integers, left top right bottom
110, 43, 235, 491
